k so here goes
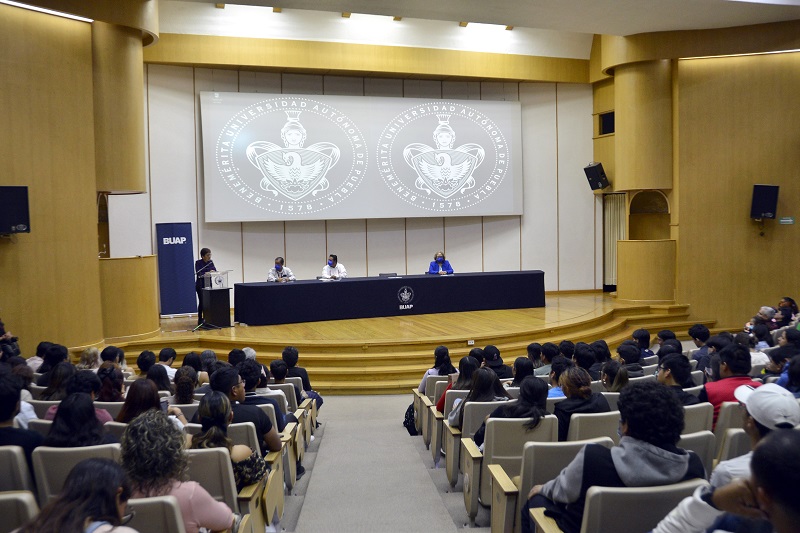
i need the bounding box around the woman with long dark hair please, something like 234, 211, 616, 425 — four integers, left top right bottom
190, 391, 268, 491
600, 360, 629, 392
509, 357, 535, 387
44, 393, 116, 447
448, 367, 512, 428
435, 355, 479, 412
117, 379, 188, 428
473, 375, 549, 447
39, 361, 76, 401
146, 364, 173, 394
97, 362, 125, 402
171, 366, 198, 405
182, 352, 210, 386
418, 345, 457, 394
554, 366, 611, 441
18, 458, 137, 533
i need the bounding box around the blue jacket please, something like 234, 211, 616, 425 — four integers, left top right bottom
427, 260, 453, 275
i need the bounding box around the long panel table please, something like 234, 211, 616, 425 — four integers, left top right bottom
234, 270, 545, 326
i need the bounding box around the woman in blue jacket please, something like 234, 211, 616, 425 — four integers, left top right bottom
427, 251, 454, 275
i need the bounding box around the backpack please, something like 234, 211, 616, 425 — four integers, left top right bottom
403, 403, 418, 435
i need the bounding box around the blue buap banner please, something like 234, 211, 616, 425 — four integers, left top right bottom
156, 222, 196, 315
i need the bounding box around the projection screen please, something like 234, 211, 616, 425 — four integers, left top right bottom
200, 92, 522, 222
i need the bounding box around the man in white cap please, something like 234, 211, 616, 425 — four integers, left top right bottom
652, 383, 800, 533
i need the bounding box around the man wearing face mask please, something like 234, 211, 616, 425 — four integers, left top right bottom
427, 251, 454, 275
267, 256, 295, 283
321, 254, 347, 280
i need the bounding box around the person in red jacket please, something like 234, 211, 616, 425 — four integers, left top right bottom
698, 343, 761, 428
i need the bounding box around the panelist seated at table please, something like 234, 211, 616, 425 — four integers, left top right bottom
427, 251, 454, 275
267, 256, 295, 283
321, 254, 347, 280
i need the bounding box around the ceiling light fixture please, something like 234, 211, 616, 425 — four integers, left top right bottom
0, 0, 92, 22
505, 25, 514, 31
342, 12, 351, 18
459, 21, 468, 27
273, 7, 282, 13
393, 16, 402, 21
214, 3, 225, 8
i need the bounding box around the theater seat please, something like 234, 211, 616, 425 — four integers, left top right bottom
32, 443, 121, 504
126, 495, 187, 533
0, 491, 39, 532
566, 410, 621, 444
0, 446, 35, 493
677, 431, 716, 477
683, 402, 713, 433
444, 399, 510, 487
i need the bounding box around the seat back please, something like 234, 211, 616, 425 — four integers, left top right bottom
0, 491, 39, 532
691, 370, 704, 386
171, 403, 200, 422
185, 448, 239, 512
599, 392, 619, 411
641, 364, 658, 375
269, 383, 299, 412
683, 402, 713, 433
93, 401, 125, 420
749, 363, 766, 377
228, 422, 262, 453
32, 443, 121, 504
443, 389, 468, 417
462, 400, 512, 439
104, 421, 128, 441
589, 381, 605, 393
0, 446, 35, 492
580, 478, 708, 533
677, 431, 716, 477
545, 396, 565, 413
567, 410, 621, 443
628, 375, 656, 384
480, 416, 557, 503
714, 402, 744, 447
425, 375, 450, 402
683, 385, 704, 398
269, 376, 303, 391
158, 390, 172, 398
432, 380, 449, 407
127, 496, 187, 533
642, 355, 659, 366
27, 418, 52, 438
256, 403, 278, 432
505, 387, 520, 399
29, 384, 46, 400
27, 400, 60, 419
717, 428, 752, 463
256, 391, 288, 415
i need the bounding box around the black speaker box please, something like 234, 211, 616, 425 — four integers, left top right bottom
750, 184, 779, 219
583, 162, 610, 191
0, 186, 30, 234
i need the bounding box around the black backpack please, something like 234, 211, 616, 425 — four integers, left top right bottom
402, 403, 418, 436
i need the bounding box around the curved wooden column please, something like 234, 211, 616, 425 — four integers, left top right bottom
99, 256, 160, 342
616, 240, 676, 302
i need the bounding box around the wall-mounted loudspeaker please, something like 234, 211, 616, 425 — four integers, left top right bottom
750, 184, 779, 219
583, 162, 610, 191
0, 186, 30, 234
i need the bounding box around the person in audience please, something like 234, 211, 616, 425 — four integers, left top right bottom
121, 409, 236, 533
632, 328, 655, 359
321, 253, 347, 279
26, 340, 51, 372
195, 360, 230, 395
688, 323, 712, 374
435, 355, 479, 412
39, 361, 76, 401
653, 429, 800, 533
535, 343, 559, 376
509, 356, 534, 387
36, 344, 70, 385
600, 360, 629, 392
656, 354, 700, 405
748, 305, 778, 331
418, 345, 457, 393
97, 362, 125, 402
75, 347, 101, 371
589, 340, 612, 378
134, 350, 156, 380
283, 345, 323, 411
157, 347, 177, 380
705, 334, 733, 370
571, 343, 599, 380
271, 359, 303, 406
784, 355, 800, 398
771, 329, 800, 383
526, 343, 543, 369
0, 370, 43, 474
11, 362, 34, 402
171, 366, 198, 405
0, 320, 19, 361
199, 349, 217, 373
773, 307, 792, 329
734, 331, 770, 368
655, 329, 677, 356
484, 345, 513, 379
268, 255, 296, 282
228, 348, 246, 367
473, 375, 548, 448
116, 379, 188, 428
238, 358, 295, 431
448, 367, 512, 428
100, 345, 126, 368
44, 370, 113, 423
616, 342, 644, 377
554, 366, 611, 441
191, 391, 269, 491
44, 392, 117, 447
548, 356, 573, 398
523, 380, 704, 533
655, 343, 681, 362
752, 323, 774, 351
242, 347, 269, 388
558, 340, 575, 360
468, 347, 485, 367
18, 458, 138, 533
181, 352, 209, 386
427, 250, 454, 275
698, 343, 761, 428
146, 364, 174, 394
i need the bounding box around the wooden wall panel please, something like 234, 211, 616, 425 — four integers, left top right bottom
483, 216, 521, 272
617, 240, 676, 301
285, 221, 328, 280
444, 217, 483, 274
326, 220, 368, 278
406, 218, 445, 275
242, 222, 286, 282
366, 219, 406, 276
99, 256, 159, 341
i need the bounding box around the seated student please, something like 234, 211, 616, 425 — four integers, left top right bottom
122, 410, 236, 533
752, 323, 774, 351
558, 340, 575, 360
473, 375, 548, 448
435, 355, 479, 412
156, 347, 178, 380
484, 345, 513, 379
283, 345, 324, 411
553, 366, 611, 441
146, 364, 174, 395
698, 343, 762, 428
616, 342, 644, 378
181, 352, 210, 386
688, 324, 712, 374
468, 347, 485, 368
191, 391, 269, 492
523, 380, 705, 533
171, 366, 198, 405
747, 305, 778, 331
0, 370, 43, 475
321, 254, 347, 279
655, 329, 677, 357
100, 345, 126, 369
427, 251, 454, 275
44, 392, 118, 447
35, 344, 69, 386
656, 354, 700, 405
734, 331, 770, 368
271, 359, 303, 407
632, 328, 655, 360
18, 458, 138, 533
526, 343, 543, 370
39, 361, 76, 401
785, 355, 800, 398
705, 334, 733, 380
572, 343, 599, 380
97, 362, 125, 402
773, 328, 800, 387
600, 360, 629, 392
589, 340, 612, 379
117, 379, 189, 429
237, 358, 295, 432
547, 356, 573, 398
535, 343, 559, 376
228, 348, 246, 367
509, 356, 534, 387
26, 340, 51, 372
75, 347, 101, 371
134, 350, 156, 380
448, 367, 512, 429
45, 370, 114, 424
268, 256, 295, 282
418, 345, 457, 394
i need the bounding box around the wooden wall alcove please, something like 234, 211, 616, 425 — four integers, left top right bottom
629, 190, 670, 240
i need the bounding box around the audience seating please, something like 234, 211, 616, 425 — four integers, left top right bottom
104, 421, 127, 441
432, 380, 449, 410
27, 418, 52, 438
430, 389, 468, 467
268, 376, 302, 391
566, 410, 621, 444
677, 430, 716, 477
683, 385, 704, 397
683, 402, 713, 433
257, 390, 289, 415
444, 400, 509, 487
713, 401, 744, 455
268, 383, 299, 412
642, 355, 659, 366
255, 404, 301, 491
749, 364, 766, 378
420, 395, 434, 449
27, 400, 60, 419
0, 490, 39, 533
462, 415, 558, 525
589, 381, 605, 393
32, 443, 121, 504
689, 359, 698, 371
158, 390, 172, 398
506, 387, 520, 399
94, 401, 125, 420
0, 446, 35, 493
530, 478, 708, 533
126, 495, 187, 533
545, 396, 565, 413
716, 428, 752, 465
28, 384, 45, 400
170, 403, 199, 422
691, 370, 704, 386
641, 364, 658, 375
628, 375, 656, 384
599, 391, 619, 410
489, 437, 614, 533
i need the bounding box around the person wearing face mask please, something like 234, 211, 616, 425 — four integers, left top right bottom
321, 254, 347, 280
427, 251, 453, 275
267, 256, 295, 282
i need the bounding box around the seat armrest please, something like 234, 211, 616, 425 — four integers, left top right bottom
489, 464, 519, 533
488, 464, 518, 495
462, 438, 482, 461
530, 507, 563, 533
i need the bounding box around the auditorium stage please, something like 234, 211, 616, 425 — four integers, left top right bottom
121, 293, 712, 394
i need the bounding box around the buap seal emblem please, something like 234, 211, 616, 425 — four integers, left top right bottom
398, 286, 414, 305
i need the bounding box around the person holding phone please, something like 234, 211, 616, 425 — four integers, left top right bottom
427, 251, 453, 275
